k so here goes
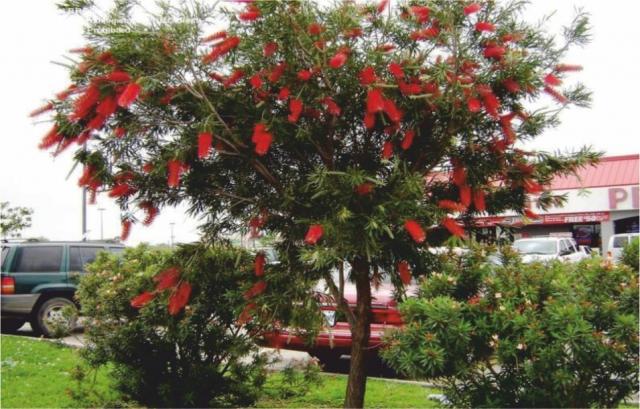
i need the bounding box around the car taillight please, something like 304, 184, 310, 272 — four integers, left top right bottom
1, 276, 15, 294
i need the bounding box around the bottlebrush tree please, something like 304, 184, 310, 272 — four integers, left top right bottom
34, 0, 596, 406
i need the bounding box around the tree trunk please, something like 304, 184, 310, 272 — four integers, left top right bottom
344, 260, 372, 408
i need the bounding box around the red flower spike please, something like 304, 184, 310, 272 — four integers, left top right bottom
167, 159, 184, 188
475, 22, 496, 32
308, 22, 324, 35
401, 129, 415, 150
254, 253, 266, 277
409, 5, 430, 23
388, 62, 404, 80
383, 98, 402, 123
201, 31, 227, 43
288, 98, 303, 123
359, 67, 378, 85
500, 115, 516, 144
168, 281, 192, 315
117, 83, 141, 108
198, 132, 213, 159
366, 89, 385, 113
438, 200, 467, 212
304, 224, 324, 245
483, 45, 506, 60
249, 74, 263, 89
263, 42, 278, 57
544, 73, 562, 86
244, 280, 267, 300
404, 219, 426, 244
38, 125, 63, 150
459, 185, 472, 207
277, 87, 290, 101
442, 217, 465, 238
140, 201, 159, 226
237, 302, 256, 325
268, 62, 287, 83
322, 97, 341, 116
473, 189, 486, 212
544, 86, 568, 104
524, 208, 540, 219
364, 112, 376, 129
96, 95, 118, 117
355, 182, 374, 195
376, 0, 389, 13
382, 141, 393, 159
477, 85, 500, 119
154, 266, 181, 291
55, 84, 79, 101
71, 84, 100, 121
555, 64, 582, 72
120, 219, 132, 241
523, 178, 543, 194
464, 3, 481, 15
467, 98, 481, 113
398, 261, 411, 285
76, 130, 91, 145
503, 78, 521, 93
29, 102, 54, 118
329, 52, 348, 69
203, 36, 240, 63
239, 4, 261, 21
130, 292, 155, 309
103, 71, 131, 83
108, 183, 135, 198
297, 69, 313, 81
223, 70, 244, 88
344, 27, 363, 38
86, 114, 107, 130
452, 162, 466, 186
252, 123, 274, 156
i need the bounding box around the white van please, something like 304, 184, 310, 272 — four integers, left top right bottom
607, 233, 639, 262
512, 237, 587, 264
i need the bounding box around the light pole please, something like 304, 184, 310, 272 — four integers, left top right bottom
98, 208, 105, 240
169, 222, 175, 247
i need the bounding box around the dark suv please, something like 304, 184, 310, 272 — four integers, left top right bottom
1, 241, 124, 337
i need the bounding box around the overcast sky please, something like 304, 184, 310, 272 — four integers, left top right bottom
1, 0, 638, 245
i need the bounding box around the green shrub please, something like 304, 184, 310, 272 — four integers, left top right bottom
76, 243, 268, 408
381, 246, 639, 408
621, 237, 639, 272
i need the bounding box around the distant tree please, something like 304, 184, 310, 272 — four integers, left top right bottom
0, 202, 34, 239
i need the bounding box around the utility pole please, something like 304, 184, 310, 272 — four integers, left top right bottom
169, 222, 175, 247
98, 208, 105, 240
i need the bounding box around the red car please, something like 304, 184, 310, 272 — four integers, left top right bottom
262, 280, 416, 370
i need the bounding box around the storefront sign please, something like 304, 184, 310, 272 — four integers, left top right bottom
475, 211, 610, 227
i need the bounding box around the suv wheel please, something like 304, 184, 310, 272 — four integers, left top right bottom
31, 297, 78, 338
1, 319, 26, 333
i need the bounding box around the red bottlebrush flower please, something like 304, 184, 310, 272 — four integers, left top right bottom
308, 22, 324, 35
464, 3, 481, 15
142, 162, 154, 174
544, 86, 568, 104
477, 85, 500, 119
154, 266, 181, 291
71, 84, 100, 121
38, 125, 63, 150
203, 36, 240, 63
97, 50, 117, 65
475, 22, 496, 32
288, 98, 303, 123
96, 95, 118, 117
223, 69, 244, 88
359, 67, 378, 86
383, 98, 402, 123
355, 182, 374, 195
86, 113, 107, 130
313, 40, 326, 50
198, 132, 213, 159
409, 5, 430, 23
398, 261, 411, 285
473, 189, 486, 212
376, 43, 396, 52
500, 115, 516, 144
237, 302, 256, 325
168, 281, 192, 315
364, 112, 376, 130
268, 62, 287, 83
249, 74, 263, 89
103, 71, 131, 83
29, 102, 54, 117
297, 69, 313, 81
467, 98, 481, 113
404, 219, 426, 244
401, 129, 415, 150
382, 141, 393, 159
366, 89, 384, 113
140, 201, 159, 226
254, 252, 266, 277
322, 97, 341, 116
344, 27, 363, 38
277, 87, 290, 101
523, 178, 543, 194
201, 31, 227, 43
130, 291, 155, 309
442, 217, 465, 238
76, 130, 91, 145
398, 81, 422, 95
117, 83, 141, 108
438, 200, 467, 212
69, 46, 94, 54
524, 208, 540, 219
55, 84, 79, 101
120, 219, 132, 241
167, 159, 184, 188
483, 45, 506, 60
388, 62, 404, 79
263, 41, 278, 57
238, 4, 261, 21
452, 162, 466, 186
555, 64, 583, 72
544, 73, 562, 86
459, 184, 472, 207
376, 0, 389, 13
114, 127, 126, 138
108, 183, 135, 198
304, 224, 324, 245
329, 51, 348, 69
503, 78, 521, 93
252, 123, 274, 156
244, 280, 267, 300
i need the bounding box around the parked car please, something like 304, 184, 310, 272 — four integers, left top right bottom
1, 241, 124, 336
512, 237, 587, 263
606, 233, 639, 262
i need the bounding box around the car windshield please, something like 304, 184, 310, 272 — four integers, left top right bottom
513, 240, 557, 255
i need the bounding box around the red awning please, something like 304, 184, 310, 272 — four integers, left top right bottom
551, 154, 639, 190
